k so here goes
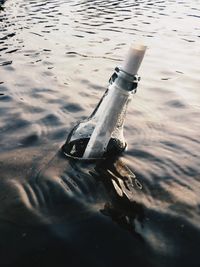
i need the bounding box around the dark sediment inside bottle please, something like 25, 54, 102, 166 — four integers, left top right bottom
62, 138, 126, 159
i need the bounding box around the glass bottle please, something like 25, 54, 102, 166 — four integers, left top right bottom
62, 44, 147, 159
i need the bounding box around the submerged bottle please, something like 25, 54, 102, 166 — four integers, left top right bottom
62, 44, 147, 159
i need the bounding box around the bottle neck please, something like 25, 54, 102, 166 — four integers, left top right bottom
91, 67, 140, 121
109, 66, 140, 92
82, 68, 140, 159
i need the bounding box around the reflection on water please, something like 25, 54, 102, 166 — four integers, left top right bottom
0, 0, 200, 266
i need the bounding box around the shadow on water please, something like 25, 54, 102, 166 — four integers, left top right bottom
0, 145, 200, 267
0, 145, 147, 266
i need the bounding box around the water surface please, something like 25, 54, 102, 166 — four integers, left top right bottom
0, 0, 200, 266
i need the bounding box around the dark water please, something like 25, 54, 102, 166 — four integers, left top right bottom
0, 0, 200, 266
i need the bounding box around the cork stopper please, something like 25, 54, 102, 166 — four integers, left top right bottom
122, 44, 147, 75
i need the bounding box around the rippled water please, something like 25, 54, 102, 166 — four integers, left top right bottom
0, 0, 200, 266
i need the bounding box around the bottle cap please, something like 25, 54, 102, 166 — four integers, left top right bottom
122, 44, 147, 75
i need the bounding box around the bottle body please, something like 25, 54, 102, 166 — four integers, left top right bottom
62, 67, 139, 159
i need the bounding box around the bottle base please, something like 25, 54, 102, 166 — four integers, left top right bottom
62, 138, 126, 160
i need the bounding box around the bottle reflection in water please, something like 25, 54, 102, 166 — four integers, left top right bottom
62, 44, 147, 159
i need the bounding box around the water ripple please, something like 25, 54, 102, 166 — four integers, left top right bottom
0, 0, 200, 266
